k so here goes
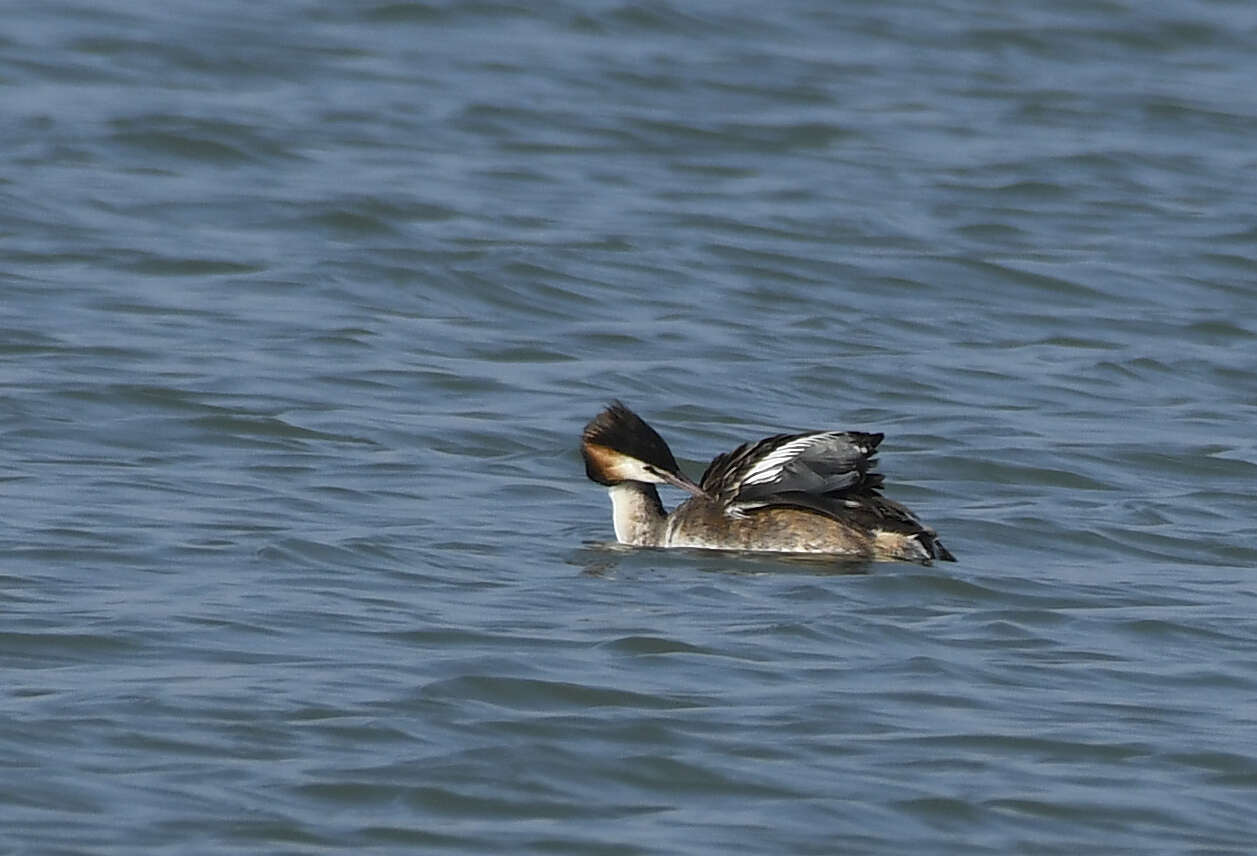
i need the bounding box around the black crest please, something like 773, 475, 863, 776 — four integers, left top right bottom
581, 401, 681, 472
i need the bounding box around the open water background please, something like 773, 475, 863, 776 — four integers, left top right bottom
4, 1, 1257, 852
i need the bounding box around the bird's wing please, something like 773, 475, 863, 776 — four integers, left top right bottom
700, 430, 884, 504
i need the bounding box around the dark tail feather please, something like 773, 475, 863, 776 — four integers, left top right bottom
931, 538, 956, 562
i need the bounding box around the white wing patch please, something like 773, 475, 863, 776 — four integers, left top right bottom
739, 432, 849, 487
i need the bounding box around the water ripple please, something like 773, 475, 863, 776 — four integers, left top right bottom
6, 0, 1257, 852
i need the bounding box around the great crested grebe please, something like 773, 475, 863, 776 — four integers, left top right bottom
580, 401, 954, 564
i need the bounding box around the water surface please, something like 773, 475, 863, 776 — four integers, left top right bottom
4, 1, 1257, 852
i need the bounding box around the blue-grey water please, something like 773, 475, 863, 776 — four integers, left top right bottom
4, 1, 1257, 852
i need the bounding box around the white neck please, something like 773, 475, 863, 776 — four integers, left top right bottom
608, 482, 667, 546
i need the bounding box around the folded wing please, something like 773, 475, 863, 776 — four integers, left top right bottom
700, 430, 884, 505
700, 429, 952, 562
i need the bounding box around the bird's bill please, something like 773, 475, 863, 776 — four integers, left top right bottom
659, 469, 711, 499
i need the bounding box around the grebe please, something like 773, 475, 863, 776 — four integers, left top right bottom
581, 401, 954, 563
